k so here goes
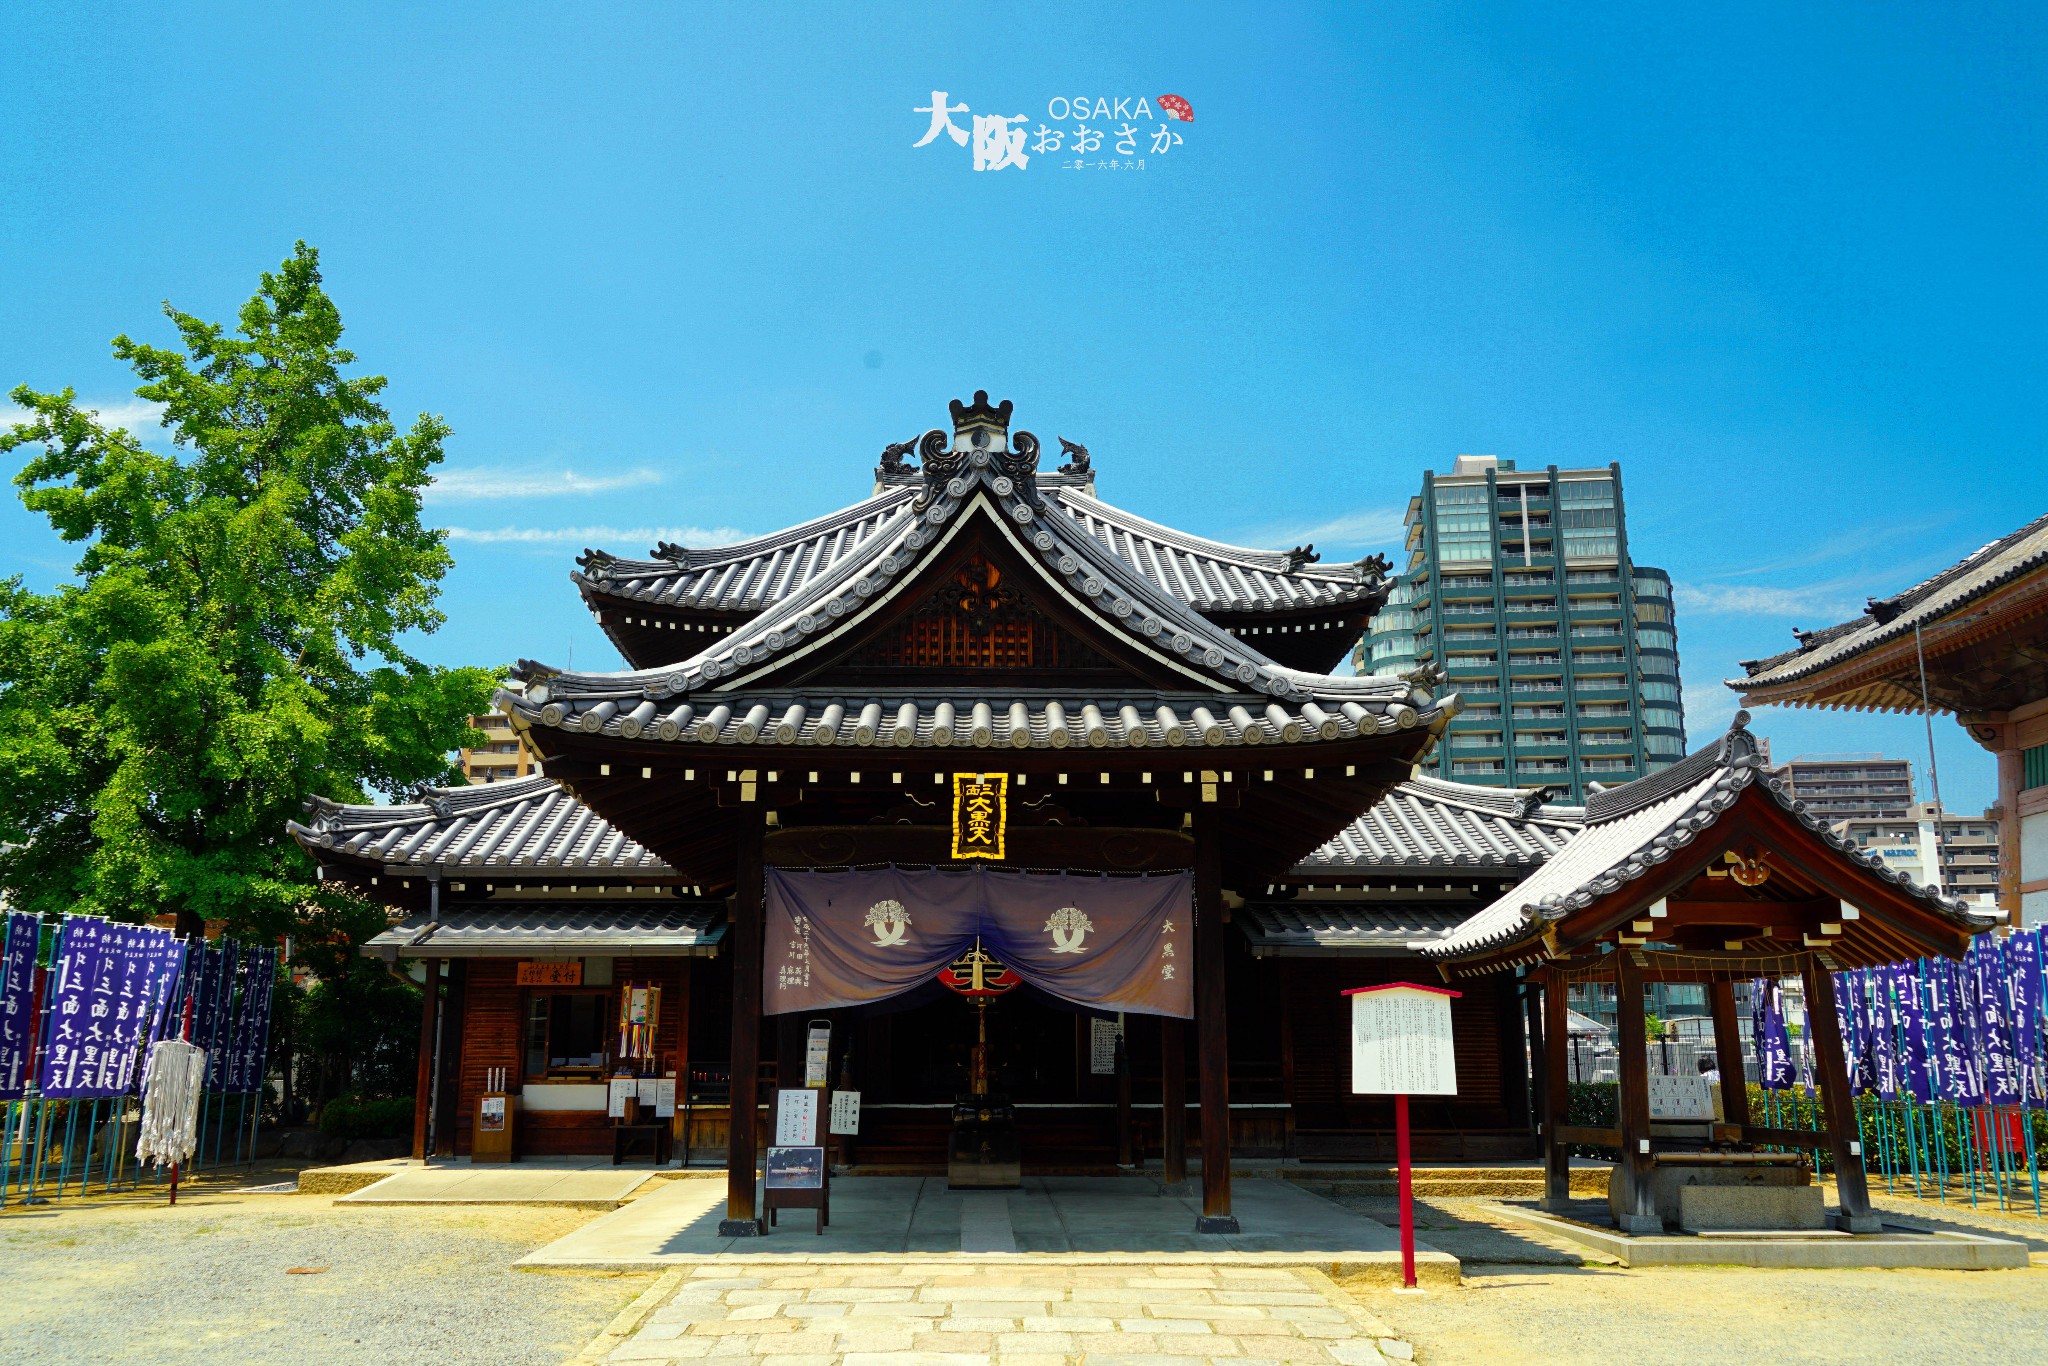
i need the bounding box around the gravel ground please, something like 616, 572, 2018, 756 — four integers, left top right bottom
1337, 1192, 2048, 1365
0, 1185, 654, 1365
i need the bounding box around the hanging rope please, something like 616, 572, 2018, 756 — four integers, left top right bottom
135, 1039, 208, 1168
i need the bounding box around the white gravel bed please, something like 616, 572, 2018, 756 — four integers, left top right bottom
0, 1191, 653, 1364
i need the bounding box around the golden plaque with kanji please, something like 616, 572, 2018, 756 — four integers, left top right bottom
950, 773, 1007, 860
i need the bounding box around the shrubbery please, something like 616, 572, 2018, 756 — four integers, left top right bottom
316, 1093, 415, 1141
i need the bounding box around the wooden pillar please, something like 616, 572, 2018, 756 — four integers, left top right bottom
410, 958, 440, 1162
1162, 1016, 1188, 1190
1541, 973, 1571, 1209
1116, 1020, 1134, 1168
672, 957, 694, 1156
1612, 950, 1659, 1233
434, 959, 467, 1157
1499, 976, 1530, 1133
1801, 953, 1878, 1231
1707, 979, 1752, 1131
721, 810, 767, 1236
1192, 809, 1237, 1232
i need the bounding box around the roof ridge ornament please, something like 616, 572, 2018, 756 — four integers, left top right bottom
1285, 545, 1320, 571
1353, 552, 1392, 584
575, 547, 619, 578
876, 436, 921, 480
1055, 436, 1092, 476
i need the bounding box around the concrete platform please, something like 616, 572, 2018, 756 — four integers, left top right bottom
332, 1159, 667, 1208
517, 1173, 1462, 1286
1484, 1198, 2030, 1269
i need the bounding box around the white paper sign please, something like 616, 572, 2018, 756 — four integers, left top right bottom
654, 1077, 677, 1119
828, 1089, 861, 1136
1648, 1074, 1714, 1122
1090, 1018, 1120, 1075
805, 1022, 832, 1088
1350, 986, 1458, 1096
776, 1087, 820, 1145
607, 1076, 636, 1118
637, 1078, 659, 1106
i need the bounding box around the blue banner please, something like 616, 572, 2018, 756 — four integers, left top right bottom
765, 866, 1194, 1018
1751, 977, 1795, 1091
0, 913, 40, 1100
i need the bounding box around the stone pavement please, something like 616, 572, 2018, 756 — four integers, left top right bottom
523, 1175, 1458, 1283
587, 1262, 1416, 1364
335, 1161, 659, 1207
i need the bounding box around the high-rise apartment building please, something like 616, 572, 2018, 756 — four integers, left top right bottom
1355, 455, 1684, 802
1835, 803, 2001, 905
1772, 754, 1915, 822
461, 711, 540, 784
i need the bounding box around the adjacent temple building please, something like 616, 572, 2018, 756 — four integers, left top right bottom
1357, 454, 1684, 802
296, 396, 1992, 1237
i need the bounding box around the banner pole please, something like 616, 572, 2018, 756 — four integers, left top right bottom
1396, 1091, 1415, 1291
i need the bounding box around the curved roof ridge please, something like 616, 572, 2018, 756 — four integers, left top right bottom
1732, 511, 2048, 692
512, 446, 1436, 717
1421, 712, 1994, 960
582, 487, 913, 579
1400, 772, 1583, 824
1050, 487, 1378, 586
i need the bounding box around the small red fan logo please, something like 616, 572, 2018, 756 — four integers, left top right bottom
1158, 94, 1194, 122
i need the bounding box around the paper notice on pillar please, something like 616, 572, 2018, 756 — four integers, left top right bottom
1349, 985, 1458, 1096
607, 1077, 635, 1117
655, 1078, 676, 1118
828, 1089, 861, 1135
1090, 1017, 1119, 1074
775, 1086, 819, 1145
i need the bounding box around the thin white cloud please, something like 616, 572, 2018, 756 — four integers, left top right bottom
1235, 506, 1408, 553
1683, 678, 1740, 736
443, 524, 751, 548
429, 466, 667, 500
1673, 582, 1859, 620
0, 397, 166, 435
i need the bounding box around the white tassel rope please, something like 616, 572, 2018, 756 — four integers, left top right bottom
135, 1039, 208, 1168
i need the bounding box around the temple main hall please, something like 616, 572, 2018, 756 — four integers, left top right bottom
295, 394, 1993, 1235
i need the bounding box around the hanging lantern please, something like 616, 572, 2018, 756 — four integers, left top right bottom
938, 941, 1021, 998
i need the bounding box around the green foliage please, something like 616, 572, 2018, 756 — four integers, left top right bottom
0, 243, 498, 942
1642, 1013, 1665, 1042
316, 1092, 416, 1142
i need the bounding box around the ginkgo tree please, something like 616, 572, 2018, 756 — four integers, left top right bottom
0, 242, 496, 970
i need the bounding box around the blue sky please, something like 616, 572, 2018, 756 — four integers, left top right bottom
3, 3, 2042, 813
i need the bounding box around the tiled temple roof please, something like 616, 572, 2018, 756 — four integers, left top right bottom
506, 417, 1450, 749
292, 775, 673, 874
1291, 774, 1581, 873
363, 903, 724, 957
1422, 716, 1998, 960
1238, 902, 1475, 956
572, 478, 1386, 620
1733, 511, 2048, 704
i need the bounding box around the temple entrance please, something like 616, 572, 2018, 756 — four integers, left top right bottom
832, 982, 1131, 1173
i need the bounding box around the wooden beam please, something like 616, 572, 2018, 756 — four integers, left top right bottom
720, 808, 767, 1237
1801, 953, 1878, 1230
1612, 951, 1659, 1233
411, 958, 439, 1163
1707, 980, 1752, 1131
1555, 1125, 1623, 1149
1193, 806, 1236, 1232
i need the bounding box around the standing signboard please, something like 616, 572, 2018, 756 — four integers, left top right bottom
1346, 982, 1461, 1290
767, 1085, 830, 1233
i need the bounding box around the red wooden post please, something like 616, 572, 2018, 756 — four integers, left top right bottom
1395, 1092, 1415, 1289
